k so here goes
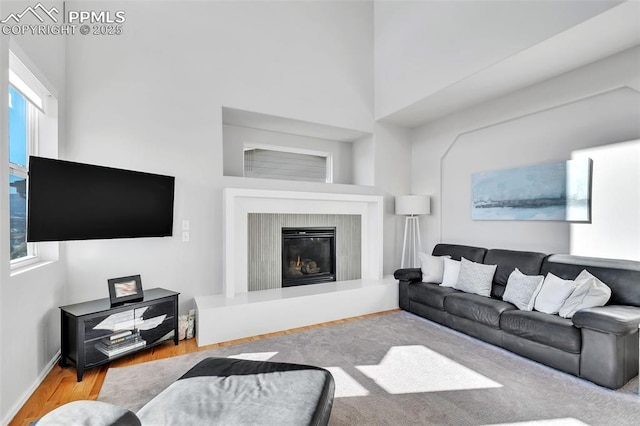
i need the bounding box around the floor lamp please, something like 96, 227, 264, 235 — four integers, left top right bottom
396, 195, 431, 268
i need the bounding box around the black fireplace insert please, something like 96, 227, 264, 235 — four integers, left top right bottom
282, 227, 336, 287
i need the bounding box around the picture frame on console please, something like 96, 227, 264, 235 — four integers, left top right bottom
108, 275, 144, 306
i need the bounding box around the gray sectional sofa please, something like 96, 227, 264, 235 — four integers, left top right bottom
395, 243, 640, 389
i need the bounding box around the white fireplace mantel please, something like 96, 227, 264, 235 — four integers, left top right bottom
223, 188, 384, 297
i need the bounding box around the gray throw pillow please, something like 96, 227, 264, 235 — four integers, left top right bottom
502, 268, 544, 311
453, 257, 497, 297
418, 252, 450, 283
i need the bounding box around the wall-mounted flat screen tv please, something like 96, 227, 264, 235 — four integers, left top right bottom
27, 156, 175, 242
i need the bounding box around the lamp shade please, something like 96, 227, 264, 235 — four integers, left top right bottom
395, 195, 431, 216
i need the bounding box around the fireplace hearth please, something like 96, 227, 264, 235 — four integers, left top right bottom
282, 227, 336, 287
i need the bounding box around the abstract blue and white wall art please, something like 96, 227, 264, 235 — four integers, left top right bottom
471, 159, 592, 222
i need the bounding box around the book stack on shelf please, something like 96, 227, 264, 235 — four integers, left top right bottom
95, 330, 146, 358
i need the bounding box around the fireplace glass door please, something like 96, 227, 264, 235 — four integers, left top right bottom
282, 227, 336, 287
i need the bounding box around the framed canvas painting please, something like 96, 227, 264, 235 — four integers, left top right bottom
471, 158, 592, 222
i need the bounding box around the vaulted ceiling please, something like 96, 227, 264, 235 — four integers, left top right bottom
375, 0, 640, 127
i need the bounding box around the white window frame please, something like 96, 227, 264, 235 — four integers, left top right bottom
8, 51, 47, 270
243, 143, 334, 184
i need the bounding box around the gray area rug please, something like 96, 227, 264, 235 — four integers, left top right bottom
99, 311, 640, 425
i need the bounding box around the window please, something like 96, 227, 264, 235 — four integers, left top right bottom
244, 145, 333, 183
8, 52, 49, 267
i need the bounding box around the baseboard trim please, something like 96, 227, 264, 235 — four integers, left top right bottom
2, 350, 61, 425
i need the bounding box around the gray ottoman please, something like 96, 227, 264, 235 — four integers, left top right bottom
138, 357, 335, 425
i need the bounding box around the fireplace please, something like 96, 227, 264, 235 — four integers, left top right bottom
282, 227, 336, 287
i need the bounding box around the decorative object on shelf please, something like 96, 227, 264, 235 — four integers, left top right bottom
178, 314, 189, 340
95, 332, 146, 358
471, 158, 592, 222
186, 308, 195, 339
396, 195, 431, 268
108, 274, 144, 307
178, 309, 196, 340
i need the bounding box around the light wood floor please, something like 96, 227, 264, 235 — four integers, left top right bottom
9, 309, 398, 425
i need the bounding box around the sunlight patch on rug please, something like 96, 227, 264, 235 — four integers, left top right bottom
324, 367, 370, 398
485, 419, 589, 426
356, 345, 502, 394
227, 352, 278, 361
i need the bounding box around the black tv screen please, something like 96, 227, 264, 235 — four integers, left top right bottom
27, 156, 175, 242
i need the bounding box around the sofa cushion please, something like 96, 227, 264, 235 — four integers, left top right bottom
408, 282, 458, 310
484, 249, 546, 298
444, 292, 515, 328
500, 310, 581, 353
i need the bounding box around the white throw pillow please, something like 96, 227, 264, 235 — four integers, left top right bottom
502, 268, 544, 311
418, 252, 451, 284
453, 257, 497, 297
441, 258, 461, 288
559, 270, 612, 319
534, 273, 577, 315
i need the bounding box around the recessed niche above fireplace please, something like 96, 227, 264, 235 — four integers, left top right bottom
221, 107, 374, 186
282, 227, 336, 287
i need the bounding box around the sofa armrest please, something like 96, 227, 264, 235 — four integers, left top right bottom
572, 305, 640, 335
393, 268, 422, 283
394, 268, 421, 311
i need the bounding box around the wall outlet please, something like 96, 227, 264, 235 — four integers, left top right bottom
182, 220, 190, 231
182, 231, 190, 242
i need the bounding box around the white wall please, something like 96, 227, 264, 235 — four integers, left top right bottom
222, 124, 354, 184
373, 122, 413, 273
411, 46, 640, 255
0, 1, 67, 422
353, 134, 375, 187
63, 0, 386, 313
571, 140, 640, 260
